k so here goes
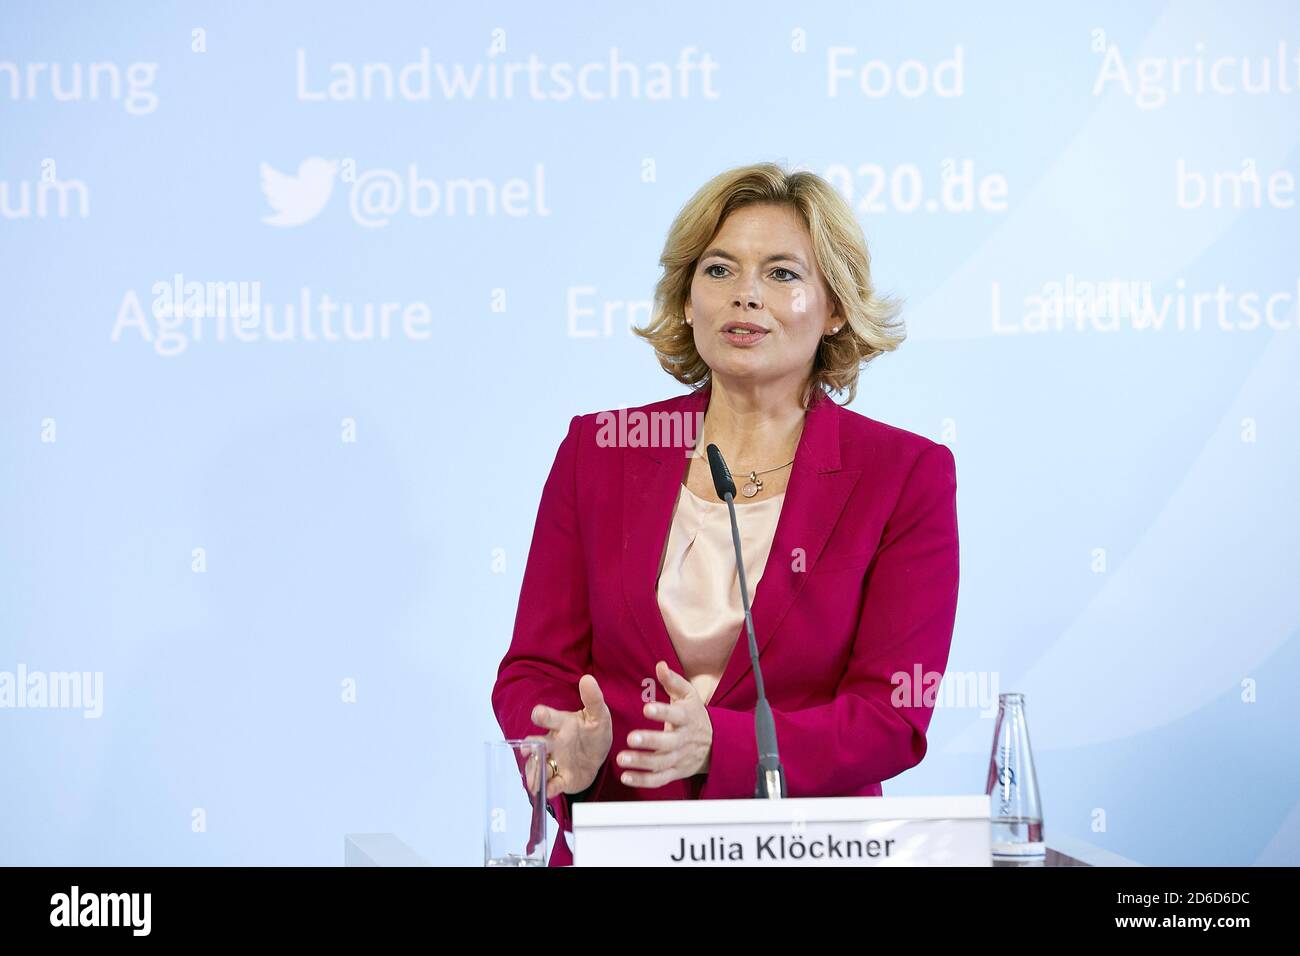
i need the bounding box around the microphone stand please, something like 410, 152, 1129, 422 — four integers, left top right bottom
706, 444, 787, 799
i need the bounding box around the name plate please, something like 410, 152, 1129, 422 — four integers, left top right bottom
571, 795, 992, 866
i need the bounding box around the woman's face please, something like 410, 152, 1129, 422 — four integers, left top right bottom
685, 202, 840, 394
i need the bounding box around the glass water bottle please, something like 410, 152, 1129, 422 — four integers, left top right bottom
985, 692, 1045, 858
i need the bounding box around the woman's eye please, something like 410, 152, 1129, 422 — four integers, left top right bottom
703, 264, 799, 281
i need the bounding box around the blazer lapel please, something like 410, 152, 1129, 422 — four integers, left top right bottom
620, 384, 862, 709
709, 389, 861, 706
621, 387, 708, 681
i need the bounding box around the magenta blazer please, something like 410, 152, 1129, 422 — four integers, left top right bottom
492, 382, 960, 866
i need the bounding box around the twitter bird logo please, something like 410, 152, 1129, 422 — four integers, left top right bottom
260, 157, 338, 226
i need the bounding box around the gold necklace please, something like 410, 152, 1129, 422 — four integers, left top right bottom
738, 458, 794, 498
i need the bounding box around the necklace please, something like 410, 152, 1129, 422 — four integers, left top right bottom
738, 458, 794, 498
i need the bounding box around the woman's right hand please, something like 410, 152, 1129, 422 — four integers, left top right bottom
524, 674, 613, 801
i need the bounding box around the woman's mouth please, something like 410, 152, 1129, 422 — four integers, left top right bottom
721, 323, 769, 346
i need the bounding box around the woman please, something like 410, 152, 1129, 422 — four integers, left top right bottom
492, 162, 959, 867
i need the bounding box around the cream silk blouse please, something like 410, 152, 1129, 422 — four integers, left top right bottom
655, 483, 786, 706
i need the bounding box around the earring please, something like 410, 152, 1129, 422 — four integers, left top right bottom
686, 317, 693, 325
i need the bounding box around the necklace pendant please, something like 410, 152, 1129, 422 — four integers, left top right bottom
741, 473, 761, 498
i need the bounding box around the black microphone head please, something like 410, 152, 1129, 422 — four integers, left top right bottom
706, 443, 736, 501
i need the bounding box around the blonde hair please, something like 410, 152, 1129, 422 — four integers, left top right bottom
633, 162, 904, 407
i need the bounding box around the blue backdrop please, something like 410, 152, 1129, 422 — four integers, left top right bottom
2, 0, 1297, 866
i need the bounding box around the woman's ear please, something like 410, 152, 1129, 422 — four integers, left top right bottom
822, 300, 841, 335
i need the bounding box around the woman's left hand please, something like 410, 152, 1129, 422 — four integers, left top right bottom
616, 660, 713, 787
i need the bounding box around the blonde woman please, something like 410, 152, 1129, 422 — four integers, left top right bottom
493, 162, 960, 866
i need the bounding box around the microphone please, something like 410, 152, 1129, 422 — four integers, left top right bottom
707, 443, 736, 499
706, 443, 787, 800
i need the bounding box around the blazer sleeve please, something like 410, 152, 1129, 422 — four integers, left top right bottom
490, 414, 601, 837
697, 442, 960, 799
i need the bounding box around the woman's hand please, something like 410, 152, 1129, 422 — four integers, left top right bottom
524, 674, 613, 801
616, 660, 713, 788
